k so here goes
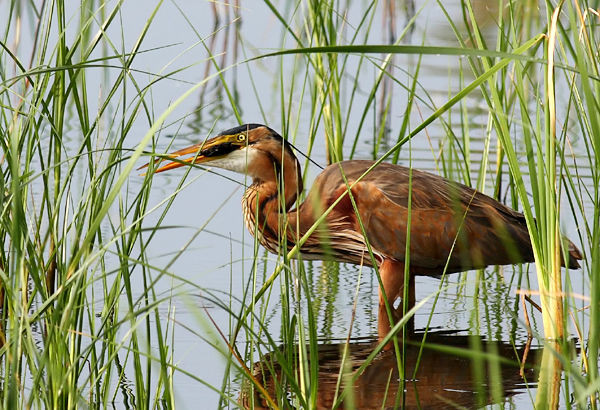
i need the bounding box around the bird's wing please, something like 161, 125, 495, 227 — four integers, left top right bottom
314, 160, 534, 274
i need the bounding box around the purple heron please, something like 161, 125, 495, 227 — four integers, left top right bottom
146, 123, 582, 343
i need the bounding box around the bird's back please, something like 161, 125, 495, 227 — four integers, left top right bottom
300, 160, 580, 275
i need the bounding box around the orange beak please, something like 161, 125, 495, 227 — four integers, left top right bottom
140, 133, 243, 174
139, 142, 207, 174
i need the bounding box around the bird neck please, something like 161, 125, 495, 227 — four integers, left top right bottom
242, 161, 304, 251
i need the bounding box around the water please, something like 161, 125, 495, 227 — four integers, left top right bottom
135, 3, 551, 407
4, 0, 593, 408
242, 333, 541, 409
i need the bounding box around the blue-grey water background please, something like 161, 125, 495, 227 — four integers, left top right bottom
3, 0, 593, 408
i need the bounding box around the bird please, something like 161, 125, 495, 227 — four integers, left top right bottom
145, 123, 583, 344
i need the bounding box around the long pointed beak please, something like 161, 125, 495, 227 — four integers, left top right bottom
139, 143, 206, 174
140, 132, 244, 175
140, 137, 221, 174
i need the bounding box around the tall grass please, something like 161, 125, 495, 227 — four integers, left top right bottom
0, 1, 197, 407
1, 0, 599, 409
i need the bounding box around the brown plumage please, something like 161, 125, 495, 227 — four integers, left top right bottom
146, 123, 583, 344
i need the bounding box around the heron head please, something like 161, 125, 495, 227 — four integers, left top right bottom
144, 124, 302, 190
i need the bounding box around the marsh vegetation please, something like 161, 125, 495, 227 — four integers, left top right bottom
0, 0, 599, 408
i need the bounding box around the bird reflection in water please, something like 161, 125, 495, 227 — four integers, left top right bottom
240, 332, 540, 409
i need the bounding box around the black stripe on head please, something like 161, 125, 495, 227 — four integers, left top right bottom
201, 142, 237, 157
218, 123, 296, 159
217, 123, 264, 136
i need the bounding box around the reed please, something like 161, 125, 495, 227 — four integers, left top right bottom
1, 0, 598, 408
0, 0, 203, 407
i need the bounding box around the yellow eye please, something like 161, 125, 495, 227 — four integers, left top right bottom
236, 133, 246, 142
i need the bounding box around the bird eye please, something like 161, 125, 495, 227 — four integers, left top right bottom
236, 133, 246, 142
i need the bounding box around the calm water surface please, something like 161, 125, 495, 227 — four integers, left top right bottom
10, 0, 592, 408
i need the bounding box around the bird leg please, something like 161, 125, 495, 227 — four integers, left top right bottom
378, 259, 415, 347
